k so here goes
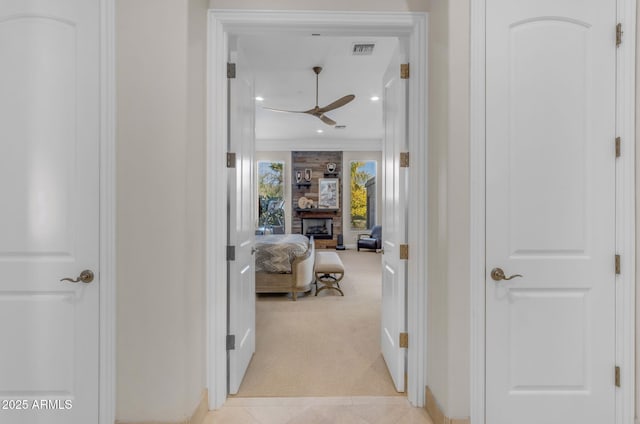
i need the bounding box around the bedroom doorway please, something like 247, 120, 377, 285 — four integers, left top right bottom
207, 10, 429, 410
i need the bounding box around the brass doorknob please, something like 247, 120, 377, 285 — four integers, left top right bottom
490, 267, 522, 281
60, 269, 95, 284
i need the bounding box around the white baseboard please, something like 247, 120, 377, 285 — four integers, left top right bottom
190, 389, 209, 424
116, 389, 208, 424
425, 386, 470, 424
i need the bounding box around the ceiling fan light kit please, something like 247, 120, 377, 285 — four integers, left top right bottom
263, 66, 355, 126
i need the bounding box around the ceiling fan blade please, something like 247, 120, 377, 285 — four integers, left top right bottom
319, 114, 336, 126
264, 107, 320, 115
265, 67, 351, 127
318, 94, 355, 113
263, 107, 309, 114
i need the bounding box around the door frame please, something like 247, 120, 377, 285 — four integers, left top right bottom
206, 9, 429, 410
99, 0, 117, 423
469, 1, 637, 424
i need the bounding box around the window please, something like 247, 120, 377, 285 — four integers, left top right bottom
257, 161, 285, 233
350, 160, 376, 230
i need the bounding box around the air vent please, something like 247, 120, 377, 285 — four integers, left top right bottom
335, 125, 347, 129
352, 43, 375, 56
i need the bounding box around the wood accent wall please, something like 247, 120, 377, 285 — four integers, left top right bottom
291, 151, 343, 241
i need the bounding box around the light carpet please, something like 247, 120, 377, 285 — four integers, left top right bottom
234, 249, 402, 397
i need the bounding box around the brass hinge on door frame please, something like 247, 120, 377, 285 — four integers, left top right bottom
227, 62, 236, 78
227, 245, 236, 261
615, 366, 621, 387
616, 24, 623, 47
400, 152, 410, 168
400, 63, 410, 79
399, 332, 409, 348
615, 137, 621, 158
399, 244, 409, 260
227, 152, 236, 168
615, 254, 621, 275
226, 334, 236, 350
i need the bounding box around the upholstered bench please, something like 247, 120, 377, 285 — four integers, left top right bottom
314, 251, 345, 296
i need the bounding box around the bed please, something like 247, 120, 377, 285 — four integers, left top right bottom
255, 234, 315, 301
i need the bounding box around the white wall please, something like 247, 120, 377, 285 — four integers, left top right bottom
116, 0, 208, 421
342, 151, 383, 246
635, 3, 640, 421
427, 0, 470, 419
256, 151, 292, 234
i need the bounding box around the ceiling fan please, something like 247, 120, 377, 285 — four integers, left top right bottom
263, 66, 355, 126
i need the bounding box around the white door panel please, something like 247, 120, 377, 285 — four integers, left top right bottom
228, 43, 256, 395
380, 41, 407, 393
486, 1, 616, 423
0, 1, 100, 423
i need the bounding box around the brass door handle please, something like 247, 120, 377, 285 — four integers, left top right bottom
490, 267, 522, 281
60, 269, 94, 284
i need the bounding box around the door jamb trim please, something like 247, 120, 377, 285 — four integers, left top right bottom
206, 9, 429, 410
99, 0, 117, 423
469, 1, 637, 423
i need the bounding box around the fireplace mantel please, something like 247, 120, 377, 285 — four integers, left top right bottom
295, 208, 339, 216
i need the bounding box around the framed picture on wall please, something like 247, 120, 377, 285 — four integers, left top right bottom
318, 178, 339, 209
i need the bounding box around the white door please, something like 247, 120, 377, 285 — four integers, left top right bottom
486, 1, 616, 423
228, 42, 256, 395
0, 0, 100, 423
380, 43, 408, 393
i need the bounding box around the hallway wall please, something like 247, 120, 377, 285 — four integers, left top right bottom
426, 0, 470, 420
116, 0, 208, 421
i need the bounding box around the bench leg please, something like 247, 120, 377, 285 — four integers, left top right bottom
315, 272, 345, 296
316, 285, 344, 296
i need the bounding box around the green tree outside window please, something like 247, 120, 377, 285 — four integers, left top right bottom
257, 161, 285, 231
350, 161, 376, 230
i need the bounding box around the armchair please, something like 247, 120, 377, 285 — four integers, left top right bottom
357, 225, 382, 252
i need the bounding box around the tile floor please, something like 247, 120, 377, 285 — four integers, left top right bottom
204, 396, 434, 424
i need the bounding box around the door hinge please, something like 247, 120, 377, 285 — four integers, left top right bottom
226, 152, 236, 168
227, 62, 236, 79
226, 334, 236, 350
399, 332, 409, 348
400, 63, 410, 79
399, 244, 409, 260
616, 23, 623, 47
400, 152, 410, 168
615, 137, 621, 158
227, 245, 236, 261
615, 254, 621, 275
615, 366, 621, 387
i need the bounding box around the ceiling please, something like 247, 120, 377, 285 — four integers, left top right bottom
240, 35, 399, 142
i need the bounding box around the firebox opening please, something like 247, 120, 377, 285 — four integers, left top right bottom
302, 218, 333, 240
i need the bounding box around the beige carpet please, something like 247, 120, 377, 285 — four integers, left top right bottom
235, 249, 402, 397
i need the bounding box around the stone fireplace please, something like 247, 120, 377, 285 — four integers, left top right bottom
292, 151, 342, 248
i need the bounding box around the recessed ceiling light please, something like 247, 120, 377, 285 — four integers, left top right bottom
370, 96, 380, 102
255, 96, 264, 101
316, 129, 324, 134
